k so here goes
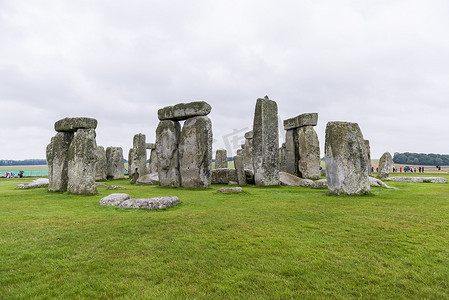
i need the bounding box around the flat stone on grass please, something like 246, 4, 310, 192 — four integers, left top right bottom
118, 196, 180, 210
217, 187, 243, 193
100, 193, 131, 206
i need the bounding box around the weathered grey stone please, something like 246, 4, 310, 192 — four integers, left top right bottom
146, 143, 156, 150
158, 101, 211, 121
228, 181, 238, 185
136, 173, 160, 185
131, 134, 148, 179
179, 116, 212, 188
233, 155, 247, 186
252, 96, 279, 186
283, 113, 318, 130
279, 171, 315, 187
47, 132, 74, 192
16, 178, 49, 189
148, 149, 158, 174
386, 177, 447, 183
284, 129, 299, 176
106, 147, 125, 179
364, 140, 372, 176
297, 126, 320, 180
68, 129, 98, 194
118, 196, 180, 210
212, 168, 238, 184
128, 148, 133, 177
236, 149, 243, 156
325, 121, 370, 195
96, 183, 107, 187
95, 146, 107, 181
99, 193, 131, 206
377, 152, 393, 179
279, 143, 286, 172
156, 120, 181, 187
217, 187, 243, 193
215, 149, 228, 169
55, 117, 97, 132
242, 133, 253, 171
313, 179, 328, 189
244, 131, 253, 139
107, 185, 127, 190
368, 177, 397, 189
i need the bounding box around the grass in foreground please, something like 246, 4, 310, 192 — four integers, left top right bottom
1, 175, 449, 299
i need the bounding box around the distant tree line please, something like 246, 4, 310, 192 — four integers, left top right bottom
393, 152, 449, 166
0, 159, 47, 166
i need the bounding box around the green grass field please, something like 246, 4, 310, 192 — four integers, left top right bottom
1, 173, 449, 298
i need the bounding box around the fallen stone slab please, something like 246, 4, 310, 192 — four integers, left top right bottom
283, 113, 318, 130
136, 173, 160, 185
217, 187, 243, 193
107, 185, 127, 190
118, 196, 180, 210
279, 171, 315, 187
386, 177, 447, 183
313, 179, 328, 189
55, 117, 97, 132
96, 183, 107, 187
368, 177, 398, 189
158, 101, 211, 121
100, 193, 131, 206
212, 168, 254, 184
16, 178, 49, 189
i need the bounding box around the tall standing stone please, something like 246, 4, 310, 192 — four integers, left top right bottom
377, 152, 393, 179
279, 143, 287, 172
106, 147, 125, 179
233, 155, 247, 186
297, 126, 320, 180
364, 140, 372, 176
284, 129, 299, 176
156, 120, 181, 187
179, 116, 213, 188
67, 129, 97, 194
252, 96, 279, 186
242, 131, 253, 171
215, 149, 228, 169
47, 132, 74, 192
128, 148, 133, 176
95, 146, 107, 181
325, 121, 369, 195
148, 149, 158, 174
131, 134, 148, 179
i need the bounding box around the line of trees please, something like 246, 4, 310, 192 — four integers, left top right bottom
0, 159, 47, 166
393, 152, 449, 166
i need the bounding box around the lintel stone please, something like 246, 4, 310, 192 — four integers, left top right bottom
158, 101, 211, 121
55, 117, 97, 132
283, 113, 318, 130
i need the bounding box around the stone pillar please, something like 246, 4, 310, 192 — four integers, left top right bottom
242, 131, 253, 171
179, 116, 213, 188
156, 120, 181, 187
106, 147, 125, 179
252, 96, 279, 186
234, 155, 247, 186
95, 146, 107, 181
297, 126, 320, 180
128, 148, 133, 176
283, 113, 320, 179
47, 132, 74, 192
364, 140, 372, 176
215, 149, 227, 169
148, 149, 158, 174
279, 143, 286, 172
378, 152, 392, 179
68, 129, 97, 194
131, 133, 148, 179
325, 121, 369, 195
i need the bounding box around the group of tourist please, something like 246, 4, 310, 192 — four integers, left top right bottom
397, 166, 425, 173
2, 171, 24, 178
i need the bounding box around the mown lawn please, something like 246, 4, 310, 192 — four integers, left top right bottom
1, 174, 448, 299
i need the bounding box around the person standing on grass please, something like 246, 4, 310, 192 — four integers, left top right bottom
422, 166, 425, 173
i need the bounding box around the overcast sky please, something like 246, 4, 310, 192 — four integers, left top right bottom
1, 0, 448, 160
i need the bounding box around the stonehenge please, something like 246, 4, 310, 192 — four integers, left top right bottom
106, 147, 125, 179
252, 96, 279, 186
377, 152, 393, 179
324, 121, 370, 195
156, 101, 212, 188
283, 113, 320, 180
95, 146, 107, 181
215, 149, 228, 169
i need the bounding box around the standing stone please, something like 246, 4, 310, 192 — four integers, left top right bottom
237, 149, 243, 156
47, 132, 74, 192
365, 140, 373, 176
67, 129, 97, 194
325, 122, 370, 195
148, 149, 158, 174
131, 133, 148, 179
279, 143, 286, 172
106, 147, 125, 179
156, 120, 181, 187
378, 152, 393, 179
215, 149, 228, 169
128, 148, 133, 176
242, 131, 253, 171
297, 126, 320, 180
284, 129, 299, 176
233, 155, 247, 186
95, 146, 107, 181
179, 116, 213, 188
252, 96, 279, 186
